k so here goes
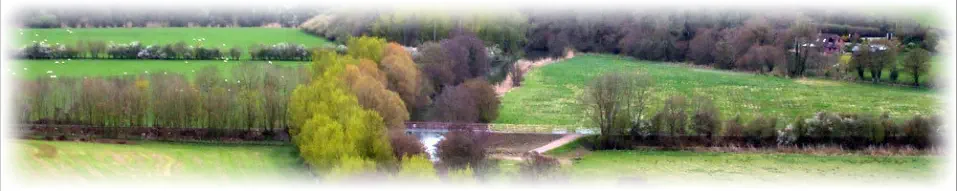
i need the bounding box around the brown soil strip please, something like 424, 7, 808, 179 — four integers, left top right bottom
494, 50, 575, 96
531, 134, 584, 153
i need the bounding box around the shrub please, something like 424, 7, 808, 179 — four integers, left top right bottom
445, 166, 476, 184
322, 155, 378, 182
518, 152, 561, 182
805, 112, 840, 141
778, 116, 807, 146
845, 113, 883, 146
743, 115, 777, 146
429, 85, 478, 122
652, 96, 689, 138
581, 71, 655, 136
229, 47, 242, 60
902, 115, 935, 148
691, 97, 721, 143
509, 63, 525, 87
442, 31, 490, 82
461, 79, 501, 123
826, 113, 879, 146
107, 41, 144, 59
19, 42, 82, 59
778, 123, 798, 146
722, 115, 746, 141
582, 134, 631, 150
395, 155, 439, 182
880, 113, 900, 138
192, 47, 223, 60
249, 43, 310, 61
436, 131, 487, 171
390, 131, 425, 161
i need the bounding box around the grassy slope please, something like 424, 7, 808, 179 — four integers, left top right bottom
11, 60, 310, 80
858, 55, 947, 85
541, 138, 934, 185
16, 28, 330, 58
496, 54, 939, 126
563, 149, 935, 185
16, 140, 309, 182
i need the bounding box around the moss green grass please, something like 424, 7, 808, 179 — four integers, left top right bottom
16, 140, 309, 182
496, 54, 939, 127
16, 28, 330, 59
11, 59, 309, 80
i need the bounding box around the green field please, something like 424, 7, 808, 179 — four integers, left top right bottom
556, 149, 936, 185
11, 60, 310, 80
844, 54, 947, 86
540, 139, 936, 185
16, 140, 310, 183
14, 139, 937, 185
16, 28, 331, 58
496, 54, 939, 126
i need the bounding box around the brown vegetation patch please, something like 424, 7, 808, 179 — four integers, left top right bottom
685, 144, 935, 156
494, 50, 574, 96
111, 153, 129, 165
485, 133, 563, 155
795, 78, 842, 86
33, 144, 58, 158
94, 139, 136, 145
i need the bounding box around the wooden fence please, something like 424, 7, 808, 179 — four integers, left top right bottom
404, 121, 596, 134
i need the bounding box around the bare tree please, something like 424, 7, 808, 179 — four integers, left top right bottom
691, 96, 721, 144
788, 17, 820, 77
902, 48, 931, 87
579, 71, 654, 136
688, 28, 717, 65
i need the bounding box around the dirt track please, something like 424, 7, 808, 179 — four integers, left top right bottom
494, 51, 574, 96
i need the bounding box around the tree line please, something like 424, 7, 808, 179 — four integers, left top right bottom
16, 64, 310, 131
579, 71, 941, 150
17, 6, 320, 28
299, 8, 528, 58
17, 41, 318, 61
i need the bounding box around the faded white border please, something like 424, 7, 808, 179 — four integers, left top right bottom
1, 0, 955, 191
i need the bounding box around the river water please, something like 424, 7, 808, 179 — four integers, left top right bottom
404, 129, 447, 161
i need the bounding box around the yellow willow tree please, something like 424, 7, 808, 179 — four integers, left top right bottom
342, 59, 409, 130
381, 43, 429, 113
341, 37, 412, 130
288, 50, 395, 177
346, 36, 387, 62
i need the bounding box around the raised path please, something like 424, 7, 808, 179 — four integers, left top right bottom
531, 134, 584, 154
404, 121, 596, 135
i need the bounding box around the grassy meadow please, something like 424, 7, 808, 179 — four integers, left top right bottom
16, 28, 331, 58
840, 54, 947, 86
15, 140, 310, 183
11, 59, 310, 80
557, 149, 935, 185
495, 54, 940, 126
538, 138, 936, 185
